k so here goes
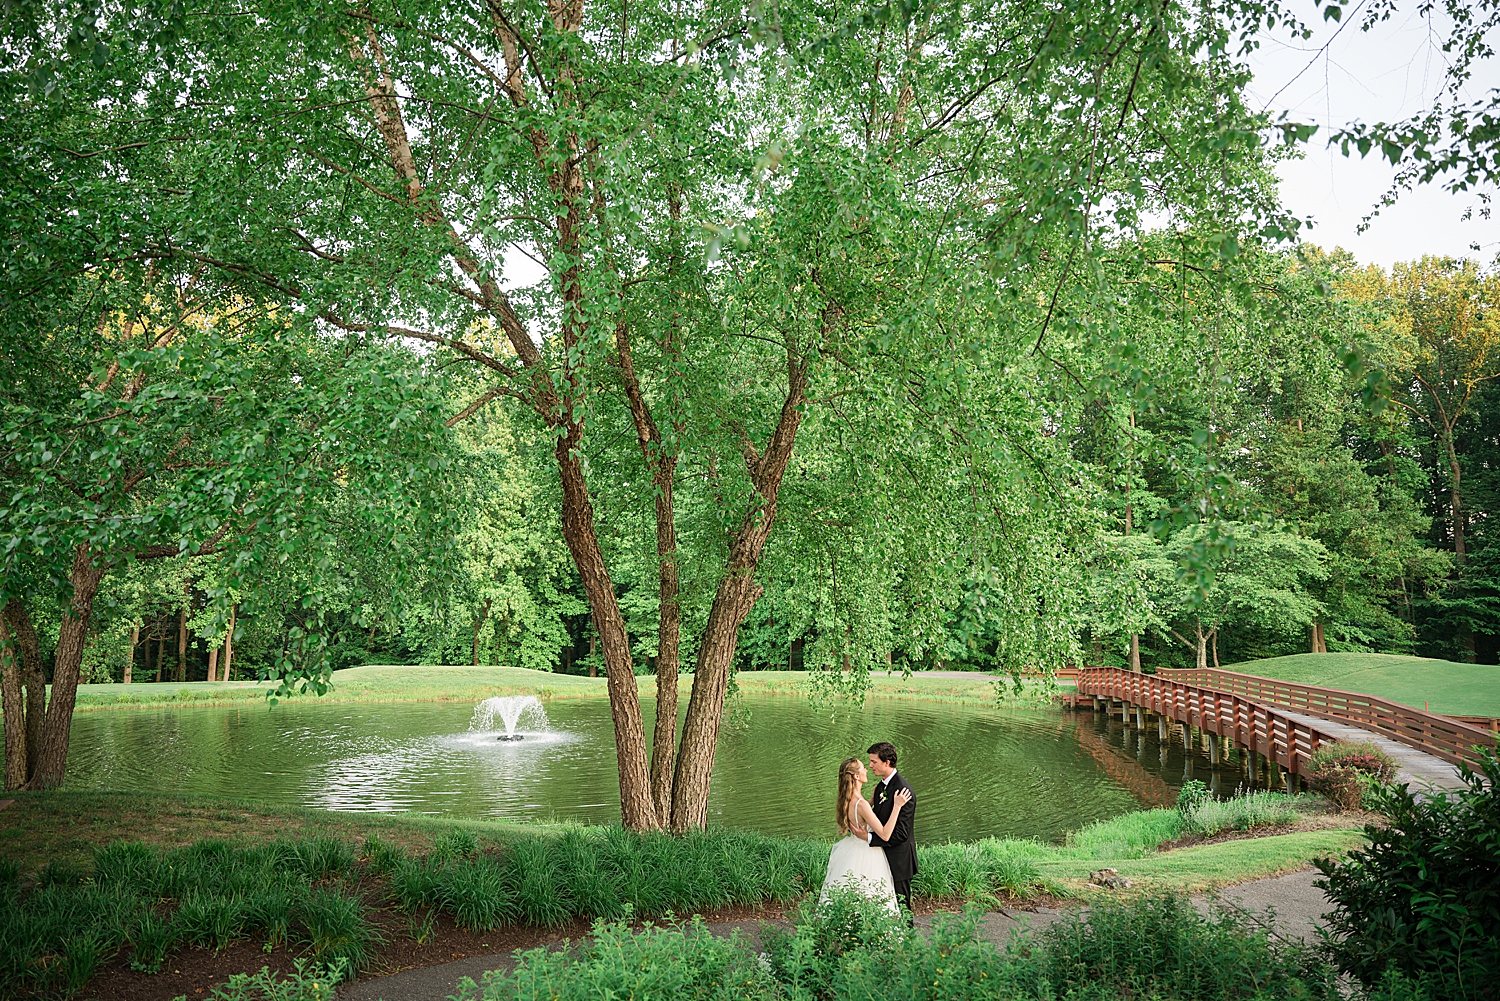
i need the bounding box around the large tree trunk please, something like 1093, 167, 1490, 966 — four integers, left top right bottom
1446, 432, 1465, 564
671, 360, 808, 831
176, 598, 188, 682
555, 421, 658, 830
472, 597, 492, 666
223, 605, 236, 680
1310, 622, 1326, 654
0, 616, 26, 790
614, 318, 684, 824
126, 624, 138, 684
1129, 633, 1141, 672
30, 546, 106, 788
207, 645, 218, 682
1194, 619, 1208, 672
5, 599, 45, 784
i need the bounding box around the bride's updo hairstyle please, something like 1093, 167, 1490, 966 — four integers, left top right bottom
835, 757, 862, 834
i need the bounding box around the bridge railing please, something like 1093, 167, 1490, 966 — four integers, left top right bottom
1075, 666, 1342, 775
1157, 667, 1496, 768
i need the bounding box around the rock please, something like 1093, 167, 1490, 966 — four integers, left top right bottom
1089, 868, 1133, 889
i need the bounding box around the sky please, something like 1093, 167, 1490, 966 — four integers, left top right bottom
1245, 3, 1499, 269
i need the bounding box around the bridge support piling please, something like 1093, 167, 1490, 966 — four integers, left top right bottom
1208, 733, 1220, 765
1158, 716, 1168, 742
1135, 706, 1146, 731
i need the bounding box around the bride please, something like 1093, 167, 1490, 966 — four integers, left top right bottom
818, 757, 912, 914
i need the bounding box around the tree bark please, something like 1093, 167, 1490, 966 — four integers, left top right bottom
1, 616, 26, 790
1129, 633, 1141, 673
5, 600, 45, 783
1310, 622, 1326, 654
126, 624, 138, 684
671, 357, 809, 831
472, 597, 492, 666
1445, 431, 1466, 564
224, 604, 236, 681
176, 597, 188, 682
207, 645, 218, 682
555, 420, 658, 830
1194, 620, 1208, 672
29, 546, 106, 788
614, 318, 684, 824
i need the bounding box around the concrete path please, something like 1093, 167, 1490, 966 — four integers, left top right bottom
1277, 709, 1466, 791
340, 870, 1334, 1001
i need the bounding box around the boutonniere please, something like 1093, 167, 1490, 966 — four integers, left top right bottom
877, 790, 887, 803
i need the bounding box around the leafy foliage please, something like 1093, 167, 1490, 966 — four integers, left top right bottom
1315, 747, 1500, 998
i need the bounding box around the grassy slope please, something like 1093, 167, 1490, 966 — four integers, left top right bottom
0, 791, 1366, 896
72, 666, 1056, 712
1225, 652, 1500, 716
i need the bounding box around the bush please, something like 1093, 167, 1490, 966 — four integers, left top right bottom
1314, 746, 1500, 1000
1307, 740, 1396, 811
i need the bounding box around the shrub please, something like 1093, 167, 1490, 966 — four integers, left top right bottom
1314, 746, 1500, 1000
435, 857, 515, 932
1307, 740, 1396, 811
1041, 892, 1339, 999
458, 916, 776, 1001
1176, 778, 1211, 812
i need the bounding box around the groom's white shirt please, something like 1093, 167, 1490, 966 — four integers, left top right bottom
866, 770, 898, 844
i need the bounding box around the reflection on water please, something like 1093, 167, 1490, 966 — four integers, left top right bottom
62, 694, 1234, 843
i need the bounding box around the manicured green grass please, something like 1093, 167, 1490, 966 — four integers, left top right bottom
1225, 652, 1500, 716
72, 666, 1059, 712
1034, 830, 1368, 891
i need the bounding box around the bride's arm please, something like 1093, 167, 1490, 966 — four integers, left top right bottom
858, 790, 911, 842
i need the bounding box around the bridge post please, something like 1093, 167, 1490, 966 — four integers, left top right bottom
1208, 733, 1220, 765
1158, 716, 1168, 742
1135, 705, 1146, 731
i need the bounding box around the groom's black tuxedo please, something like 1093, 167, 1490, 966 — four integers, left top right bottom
868, 771, 916, 916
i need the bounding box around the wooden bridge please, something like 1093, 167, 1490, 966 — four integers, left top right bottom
1069, 665, 1497, 792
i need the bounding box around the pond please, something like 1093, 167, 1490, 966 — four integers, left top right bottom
61, 694, 1236, 843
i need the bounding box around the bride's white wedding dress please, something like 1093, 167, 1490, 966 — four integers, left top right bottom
818, 797, 898, 914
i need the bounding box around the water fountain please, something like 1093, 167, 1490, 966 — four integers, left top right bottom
470, 695, 548, 741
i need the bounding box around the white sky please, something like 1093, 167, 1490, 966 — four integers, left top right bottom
1246, 3, 1499, 269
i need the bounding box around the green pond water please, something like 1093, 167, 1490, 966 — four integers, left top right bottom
61, 695, 1237, 843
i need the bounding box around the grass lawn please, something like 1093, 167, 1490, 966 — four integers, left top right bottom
1224, 652, 1500, 717
72, 666, 1058, 712
1033, 829, 1366, 892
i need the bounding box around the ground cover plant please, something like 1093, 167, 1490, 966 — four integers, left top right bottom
460, 891, 1350, 1001
1315, 748, 1500, 1000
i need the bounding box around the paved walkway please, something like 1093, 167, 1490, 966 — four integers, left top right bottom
341, 869, 1337, 1001
1277, 709, 1466, 791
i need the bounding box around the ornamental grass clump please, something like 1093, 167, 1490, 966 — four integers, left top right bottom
1180, 791, 1305, 837
1306, 740, 1397, 811
0, 837, 374, 997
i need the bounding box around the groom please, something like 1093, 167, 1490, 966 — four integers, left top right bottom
865, 741, 916, 920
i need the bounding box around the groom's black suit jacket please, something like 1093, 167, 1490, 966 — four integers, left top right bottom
868, 772, 917, 883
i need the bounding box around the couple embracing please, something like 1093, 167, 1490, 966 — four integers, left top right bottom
818, 741, 917, 920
